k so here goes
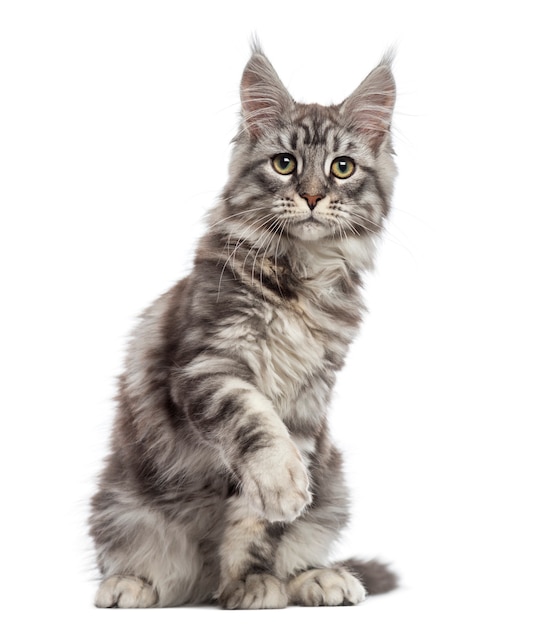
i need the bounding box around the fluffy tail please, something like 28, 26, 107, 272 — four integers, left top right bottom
337, 558, 398, 595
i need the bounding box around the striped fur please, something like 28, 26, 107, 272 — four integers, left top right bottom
89, 43, 398, 609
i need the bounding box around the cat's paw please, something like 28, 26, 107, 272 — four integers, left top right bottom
219, 574, 288, 610
287, 568, 367, 607
242, 437, 311, 522
95, 575, 158, 608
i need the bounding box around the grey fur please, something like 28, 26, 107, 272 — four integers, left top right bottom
89, 44, 398, 609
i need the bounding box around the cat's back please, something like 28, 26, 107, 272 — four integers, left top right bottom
123, 277, 189, 399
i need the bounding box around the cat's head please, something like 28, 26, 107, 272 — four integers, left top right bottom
221, 43, 396, 248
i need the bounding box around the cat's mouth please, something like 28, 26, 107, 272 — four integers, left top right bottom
289, 214, 333, 241
298, 215, 321, 224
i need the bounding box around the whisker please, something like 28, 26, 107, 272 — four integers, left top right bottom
216, 213, 277, 301
210, 206, 265, 230
249, 216, 280, 290
350, 211, 414, 257
272, 221, 286, 296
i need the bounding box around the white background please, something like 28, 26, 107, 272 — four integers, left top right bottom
1, 1, 550, 624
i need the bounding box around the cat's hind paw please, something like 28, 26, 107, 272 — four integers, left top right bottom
95, 575, 158, 608
288, 567, 366, 606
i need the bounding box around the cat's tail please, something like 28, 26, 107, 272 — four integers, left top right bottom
337, 558, 398, 595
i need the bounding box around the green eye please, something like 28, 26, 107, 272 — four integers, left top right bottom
331, 156, 355, 179
272, 153, 297, 176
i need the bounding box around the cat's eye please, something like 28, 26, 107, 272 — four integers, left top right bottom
272, 153, 297, 176
331, 157, 355, 179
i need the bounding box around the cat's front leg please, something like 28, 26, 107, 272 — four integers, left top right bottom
174, 359, 311, 523
240, 433, 311, 522
217, 499, 288, 609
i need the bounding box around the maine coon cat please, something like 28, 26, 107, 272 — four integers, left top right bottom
89, 43, 398, 609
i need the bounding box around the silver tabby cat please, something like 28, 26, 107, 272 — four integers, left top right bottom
90, 43, 398, 609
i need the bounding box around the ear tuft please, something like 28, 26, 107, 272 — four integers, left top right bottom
240, 44, 294, 140
340, 53, 396, 151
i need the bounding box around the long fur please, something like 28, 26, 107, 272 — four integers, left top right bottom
89, 44, 398, 609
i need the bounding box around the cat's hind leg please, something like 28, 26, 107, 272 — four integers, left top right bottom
90, 486, 218, 607
272, 513, 367, 606
272, 440, 380, 606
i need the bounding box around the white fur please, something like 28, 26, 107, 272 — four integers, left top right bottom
240, 434, 312, 522
95, 575, 158, 608
221, 575, 288, 610
287, 568, 366, 606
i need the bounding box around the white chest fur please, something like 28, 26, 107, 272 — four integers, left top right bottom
243, 290, 355, 429
257, 303, 325, 398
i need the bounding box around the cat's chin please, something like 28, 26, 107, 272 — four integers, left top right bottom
289, 220, 332, 242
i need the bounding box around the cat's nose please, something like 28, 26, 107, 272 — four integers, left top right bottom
300, 193, 324, 210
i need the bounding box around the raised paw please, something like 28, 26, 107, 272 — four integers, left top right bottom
219, 574, 288, 610
242, 436, 312, 522
95, 575, 158, 608
287, 567, 367, 607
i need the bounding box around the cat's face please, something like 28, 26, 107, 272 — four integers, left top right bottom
221, 46, 396, 247
237, 103, 392, 243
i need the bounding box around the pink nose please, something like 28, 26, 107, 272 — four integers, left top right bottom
300, 193, 324, 210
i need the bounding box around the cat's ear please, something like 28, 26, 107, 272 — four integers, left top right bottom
240, 44, 294, 140
340, 53, 396, 152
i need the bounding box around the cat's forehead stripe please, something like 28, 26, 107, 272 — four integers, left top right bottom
292, 120, 336, 149
290, 105, 342, 148
289, 130, 298, 151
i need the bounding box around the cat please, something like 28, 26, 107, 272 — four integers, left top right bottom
89, 42, 398, 609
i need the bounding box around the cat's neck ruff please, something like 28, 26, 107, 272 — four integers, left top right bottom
212, 211, 379, 289
281, 234, 378, 292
